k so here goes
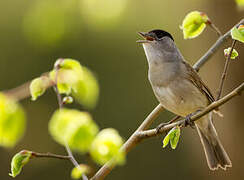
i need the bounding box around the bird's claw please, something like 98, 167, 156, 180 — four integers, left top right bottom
184, 110, 201, 128
184, 114, 196, 129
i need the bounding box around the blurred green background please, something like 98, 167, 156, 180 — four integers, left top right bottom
0, 0, 244, 179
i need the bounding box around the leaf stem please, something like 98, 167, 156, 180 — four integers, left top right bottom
216, 40, 237, 100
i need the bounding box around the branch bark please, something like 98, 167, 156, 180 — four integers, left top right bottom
90, 18, 244, 180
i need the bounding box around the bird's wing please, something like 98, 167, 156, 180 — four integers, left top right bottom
182, 61, 215, 104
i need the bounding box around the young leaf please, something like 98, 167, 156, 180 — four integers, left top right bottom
0, 93, 26, 147
9, 150, 32, 178
63, 96, 73, 104
224, 48, 239, 59
48, 108, 99, 153
49, 59, 83, 95
162, 131, 170, 148
236, 0, 244, 6
181, 11, 209, 39
90, 128, 125, 165
169, 126, 181, 149
162, 126, 181, 149
72, 67, 99, 109
71, 164, 91, 179
231, 25, 244, 43
30, 76, 52, 101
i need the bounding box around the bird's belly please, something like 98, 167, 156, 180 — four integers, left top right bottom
153, 83, 207, 117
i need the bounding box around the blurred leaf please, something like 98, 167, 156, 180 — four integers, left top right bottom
181, 11, 209, 39
71, 164, 91, 180
231, 25, 244, 43
162, 126, 181, 149
90, 128, 125, 165
9, 150, 32, 178
50, 59, 99, 109
0, 93, 26, 147
49, 108, 99, 153
224, 48, 239, 59
22, 0, 74, 48
72, 67, 99, 109
80, 0, 128, 28
236, 0, 244, 6
30, 76, 52, 101
49, 59, 83, 95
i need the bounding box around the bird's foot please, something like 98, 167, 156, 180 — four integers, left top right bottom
184, 110, 201, 128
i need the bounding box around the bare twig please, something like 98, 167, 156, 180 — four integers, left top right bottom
31, 151, 71, 160
53, 61, 88, 180
193, 18, 244, 72
216, 40, 237, 100
138, 82, 244, 138
208, 21, 222, 37
91, 19, 244, 180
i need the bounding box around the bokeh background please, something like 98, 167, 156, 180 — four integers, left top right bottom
0, 0, 244, 179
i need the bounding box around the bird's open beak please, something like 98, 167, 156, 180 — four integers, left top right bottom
136, 32, 154, 43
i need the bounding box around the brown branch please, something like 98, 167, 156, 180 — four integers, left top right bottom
216, 40, 237, 100
31, 151, 71, 160
208, 21, 222, 37
138, 82, 244, 139
193, 18, 244, 71
90, 19, 244, 180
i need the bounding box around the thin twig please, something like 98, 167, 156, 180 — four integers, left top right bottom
138, 82, 244, 138
216, 40, 237, 100
31, 151, 71, 160
208, 21, 222, 37
193, 18, 244, 72
54, 61, 88, 180
91, 19, 244, 180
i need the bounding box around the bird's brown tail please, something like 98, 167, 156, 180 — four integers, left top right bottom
195, 117, 232, 170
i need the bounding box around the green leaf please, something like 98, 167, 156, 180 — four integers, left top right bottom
9, 150, 32, 178
236, 0, 244, 6
224, 48, 239, 60
162, 131, 170, 148
0, 93, 26, 147
71, 164, 90, 179
48, 108, 99, 153
169, 126, 181, 149
30, 76, 52, 101
72, 67, 99, 109
162, 126, 181, 149
90, 128, 125, 165
181, 11, 209, 39
49, 59, 83, 95
231, 25, 244, 43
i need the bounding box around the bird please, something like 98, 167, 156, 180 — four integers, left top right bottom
137, 29, 232, 170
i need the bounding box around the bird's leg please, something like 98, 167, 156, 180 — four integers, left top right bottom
156, 115, 181, 133
184, 110, 201, 128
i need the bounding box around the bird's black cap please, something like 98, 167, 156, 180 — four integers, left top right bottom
148, 29, 174, 41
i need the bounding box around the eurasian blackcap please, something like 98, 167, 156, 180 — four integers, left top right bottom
137, 29, 232, 170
